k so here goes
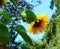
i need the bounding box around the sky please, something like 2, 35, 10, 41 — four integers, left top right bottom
15, 0, 56, 42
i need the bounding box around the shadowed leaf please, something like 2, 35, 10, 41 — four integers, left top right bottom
0, 23, 10, 45
15, 25, 33, 45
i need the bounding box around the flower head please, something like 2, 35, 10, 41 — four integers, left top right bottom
28, 14, 48, 34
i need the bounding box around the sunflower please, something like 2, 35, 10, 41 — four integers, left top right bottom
28, 14, 48, 34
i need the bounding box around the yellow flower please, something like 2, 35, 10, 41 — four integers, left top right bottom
28, 14, 48, 34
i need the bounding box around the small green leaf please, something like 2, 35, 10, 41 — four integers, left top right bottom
0, 9, 12, 18
0, 9, 12, 24
0, 23, 10, 45
4, 0, 10, 3
15, 25, 33, 45
21, 11, 26, 17
25, 10, 37, 23
10, 0, 17, 8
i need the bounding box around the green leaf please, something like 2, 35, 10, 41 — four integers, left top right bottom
10, 0, 17, 8
25, 10, 37, 23
21, 11, 26, 17
15, 25, 33, 45
4, 0, 10, 3
0, 9, 12, 24
0, 9, 12, 18
0, 23, 11, 45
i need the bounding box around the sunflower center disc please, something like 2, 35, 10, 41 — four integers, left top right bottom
33, 20, 42, 27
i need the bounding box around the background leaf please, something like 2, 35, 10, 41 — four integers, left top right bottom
4, 0, 10, 3
0, 9, 12, 18
15, 25, 33, 45
10, 0, 17, 8
0, 23, 10, 45
0, 9, 12, 24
